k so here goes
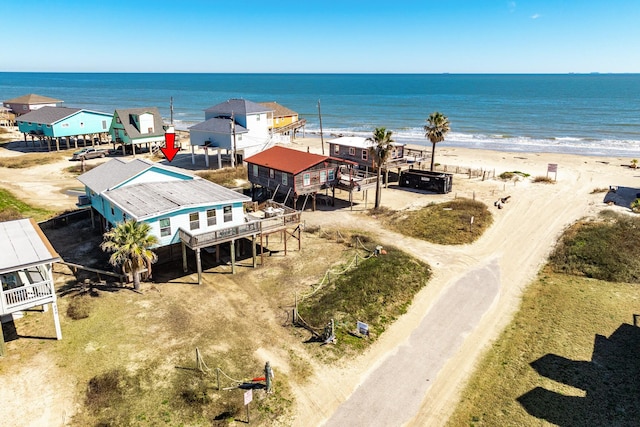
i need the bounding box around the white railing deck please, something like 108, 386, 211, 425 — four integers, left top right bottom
1, 280, 55, 314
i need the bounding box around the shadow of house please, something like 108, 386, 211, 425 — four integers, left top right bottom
517, 323, 640, 426
603, 186, 640, 208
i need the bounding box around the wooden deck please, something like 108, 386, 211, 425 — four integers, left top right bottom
1, 280, 55, 313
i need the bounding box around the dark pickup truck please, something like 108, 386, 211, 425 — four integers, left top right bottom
71, 147, 108, 161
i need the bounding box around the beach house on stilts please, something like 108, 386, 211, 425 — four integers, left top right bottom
1, 219, 62, 355
77, 158, 302, 284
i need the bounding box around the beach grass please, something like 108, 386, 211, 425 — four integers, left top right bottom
376, 198, 493, 244
0, 187, 53, 221
0, 152, 66, 168
447, 212, 640, 426
196, 166, 249, 188
296, 245, 431, 358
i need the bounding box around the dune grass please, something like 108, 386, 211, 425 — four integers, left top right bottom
0, 187, 53, 221
297, 245, 431, 358
447, 211, 640, 426
196, 166, 248, 188
376, 197, 493, 244
0, 152, 66, 168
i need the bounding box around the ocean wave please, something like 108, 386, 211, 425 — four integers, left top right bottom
305, 125, 640, 157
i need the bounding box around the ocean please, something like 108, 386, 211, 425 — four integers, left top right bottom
1, 72, 639, 157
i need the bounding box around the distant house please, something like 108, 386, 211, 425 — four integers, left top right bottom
245, 146, 357, 210
3, 94, 63, 117
109, 107, 167, 155
76, 158, 302, 283
1, 218, 62, 354
329, 136, 406, 171
0, 106, 15, 126
16, 106, 113, 151
259, 101, 307, 142
188, 99, 274, 166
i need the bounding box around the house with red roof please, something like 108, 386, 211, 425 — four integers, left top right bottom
244, 146, 359, 210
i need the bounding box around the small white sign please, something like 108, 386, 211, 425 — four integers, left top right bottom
547, 163, 558, 173
244, 389, 253, 406
357, 321, 369, 336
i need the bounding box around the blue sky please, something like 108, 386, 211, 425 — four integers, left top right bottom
5, 0, 640, 73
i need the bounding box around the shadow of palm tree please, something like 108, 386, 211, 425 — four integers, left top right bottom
517, 323, 640, 426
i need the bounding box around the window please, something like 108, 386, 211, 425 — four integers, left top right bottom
189, 212, 200, 230
207, 209, 216, 226
320, 170, 327, 184
223, 205, 232, 222
61, 123, 69, 128
328, 169, 335, 181
80, 122, 85, 128
256, 115, 261, 121
334, 145, 340, 154
110, 204, 115, 216
160, 218, 171, 237
252, 164, 258, 177
348, 147, 356, 156
238, 134, 242, 141
282, 173, 288, 186
303, 173, 311, 186
102, 120, 107, 129
362, 150, 368, 161
269, 169, 275, 179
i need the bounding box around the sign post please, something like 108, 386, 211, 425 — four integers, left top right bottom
547, 163, 558, 182
244, 389, 253, 423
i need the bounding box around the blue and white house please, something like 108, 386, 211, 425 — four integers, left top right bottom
16, 106, 113, 150
76, 158, 282, 283
188, 99, 275, 166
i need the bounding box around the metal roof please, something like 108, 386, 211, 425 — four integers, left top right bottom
244, 146, 335, 175
204, 99, 272, 117
16, 106, 82, 125
77, 158, 194, 193
4, 94, 63, 104
188, 117, 248, 134
104, 178, 251, 219
0, 218, 60, 273
113, 107, 166, 139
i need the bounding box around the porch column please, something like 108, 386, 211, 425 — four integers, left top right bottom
52, 301, 62, 340
230, 240, 236, 274
55, 137, 60, 151
181, 242, 188, 272
196, 248, 202, 284
204, 147, 209, 168
74, 136, 78, 149
252, 235, 257, 268
0, 322, 6, 356
217, 149, 222, 169
216, 244, 220, 263
191, 145, 195, 165
283, 230, 287, 255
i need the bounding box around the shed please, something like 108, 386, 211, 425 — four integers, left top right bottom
1, 218, 62, 355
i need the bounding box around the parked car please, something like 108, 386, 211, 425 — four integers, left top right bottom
71, 147, 108, 161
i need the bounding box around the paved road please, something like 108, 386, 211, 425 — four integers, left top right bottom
323, 259, 500, 427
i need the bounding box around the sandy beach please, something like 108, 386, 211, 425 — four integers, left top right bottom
1, 127, 639, 426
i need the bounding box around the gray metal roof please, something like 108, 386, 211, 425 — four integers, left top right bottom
104, 178, 251, 219
204, 99, 272, 117
0, 218, 61, 273
188, 117, 248, 134
113, 107, 166, 140
77, 158, 194, 193
16, 106, 82, 125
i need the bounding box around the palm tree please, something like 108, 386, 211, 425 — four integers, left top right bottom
424, 112, 451, 171
101, 219, 159, 291
369, 127, 395, 209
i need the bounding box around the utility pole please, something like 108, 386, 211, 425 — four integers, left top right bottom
170, 96, 174, 125
318, 99, 325, 155
231, 111, 237, 168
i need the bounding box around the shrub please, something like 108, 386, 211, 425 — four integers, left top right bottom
67, 295, 92, 320
532, 175, 554, 183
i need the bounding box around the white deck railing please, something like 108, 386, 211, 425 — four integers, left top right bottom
1, 280, 54, 314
